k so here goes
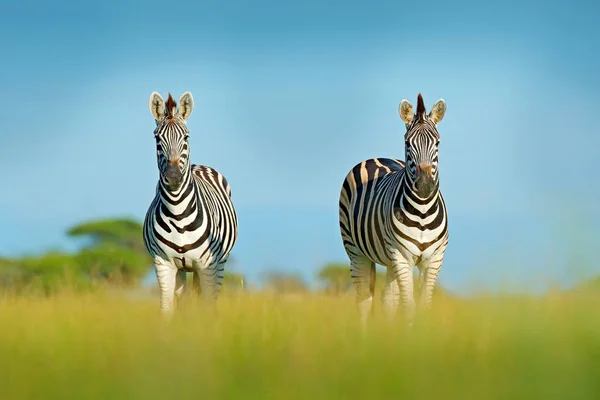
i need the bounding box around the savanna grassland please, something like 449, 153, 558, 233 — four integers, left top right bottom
1, 288, 599, 399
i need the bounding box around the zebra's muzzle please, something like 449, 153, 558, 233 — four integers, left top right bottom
164, 164, 183, 190
415, 163, 435, 197
416, 163, 433, 179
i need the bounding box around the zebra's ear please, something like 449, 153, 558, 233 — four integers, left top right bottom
398, 100, 414, 124
429, 99, 446, 125
149, 92, 165, 121
178, 92, 194, 121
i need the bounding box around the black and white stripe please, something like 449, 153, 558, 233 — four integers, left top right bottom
338, 93, 448, 325
143, 91, 238, 314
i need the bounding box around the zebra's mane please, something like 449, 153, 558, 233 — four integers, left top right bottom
165, 93, 177, 119
416, 93, 426, 121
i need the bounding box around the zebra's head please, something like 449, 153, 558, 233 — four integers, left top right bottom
398, 93, 446, 198
148, 91, 194, 192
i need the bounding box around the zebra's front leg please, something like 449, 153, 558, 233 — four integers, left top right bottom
350, 257, 375, 329
392, 260, 416, 327
197, 261, 226, 301
154, 257, 178, 317
175, 270, 187, 310
381, 266, 400, 319
418, 252, 445, 312
175, 270, 187, 297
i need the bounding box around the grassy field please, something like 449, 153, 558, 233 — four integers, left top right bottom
1, 289, 599, 399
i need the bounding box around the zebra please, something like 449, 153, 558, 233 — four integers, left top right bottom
338, 93, 448, 326
143, 91, 238, 315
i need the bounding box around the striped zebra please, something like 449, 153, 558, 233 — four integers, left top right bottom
338, 93, 448, 326
143, 91, 238, 315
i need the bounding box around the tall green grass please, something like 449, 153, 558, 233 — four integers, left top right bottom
1, 289, 599, 399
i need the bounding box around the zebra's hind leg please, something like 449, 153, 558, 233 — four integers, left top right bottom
392, 259, 416, 327
350, 257, 376, 329
154, 257, 178, 318
381, 266, 400, 319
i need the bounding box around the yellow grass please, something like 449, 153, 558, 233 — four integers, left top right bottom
1, 289, 599, 399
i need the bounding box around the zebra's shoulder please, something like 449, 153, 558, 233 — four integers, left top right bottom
191, 164, 232, 196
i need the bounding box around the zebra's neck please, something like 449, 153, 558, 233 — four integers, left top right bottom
157, 167, 198, 217
399, 172, 440, 206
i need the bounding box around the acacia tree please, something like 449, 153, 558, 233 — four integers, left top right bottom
262, 270, 308, 294
67, 218, 153, 284
67, 218, 147, 253
0, 218, 158, 292
317, 263, 353, 294
317, 263, 387, 295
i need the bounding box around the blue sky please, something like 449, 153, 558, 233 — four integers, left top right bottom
1, 0, 599, 293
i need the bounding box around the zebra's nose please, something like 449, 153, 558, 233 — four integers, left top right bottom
164, 163, 183, 188
168, 158, 180, 166
416, 163, 433, 178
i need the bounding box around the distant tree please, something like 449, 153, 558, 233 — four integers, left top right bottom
0, 251, 91, 294
318, 263, 353, 294
67, 218, 147, 254
317, 263, 386, 295
0, 257, 31, 290
0, 218, 154, 293
68, 218, 153, 284
262, 271, 307, 294
75, 245, 151, 285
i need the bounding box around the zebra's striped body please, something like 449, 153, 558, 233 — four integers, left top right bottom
143, 91, 238, 315
339, 93, 448, 325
